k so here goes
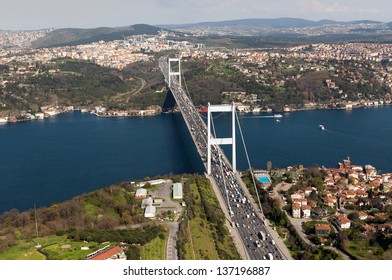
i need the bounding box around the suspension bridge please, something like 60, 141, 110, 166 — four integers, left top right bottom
159, 56, 291, 260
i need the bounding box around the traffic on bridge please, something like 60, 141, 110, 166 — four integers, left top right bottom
159, 57, 287, 260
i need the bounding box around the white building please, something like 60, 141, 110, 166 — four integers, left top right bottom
144, 205, 156, 218
337, 215, 351, 229
292, 203, 301, 218
135, 188, 147, 198
137, 179, 165, 187
302, 206, 311, 218
141, 198, 153, 208
173, 183, 183, 200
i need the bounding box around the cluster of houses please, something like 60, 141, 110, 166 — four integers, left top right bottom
290, 157, 392, 236
93, 105, 162, 117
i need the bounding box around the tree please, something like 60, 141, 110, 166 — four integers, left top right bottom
267, 161, 272, 173
312, 177, 324, 192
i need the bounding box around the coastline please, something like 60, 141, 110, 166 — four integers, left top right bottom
1, 100, 391, 125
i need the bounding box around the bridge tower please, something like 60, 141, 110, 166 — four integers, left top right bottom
168, 58, 181, 88
207, 102, 236, 174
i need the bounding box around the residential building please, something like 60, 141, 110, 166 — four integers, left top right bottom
336, 215, 351, 229
315, 224, 331, 235
302, 205, 311, 218
292, 203, 301, 218
358, 211, 368, 220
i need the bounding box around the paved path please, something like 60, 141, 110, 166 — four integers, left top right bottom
166, 222, 178, 260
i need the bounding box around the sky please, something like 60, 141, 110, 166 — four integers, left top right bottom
1, 0, 392, 30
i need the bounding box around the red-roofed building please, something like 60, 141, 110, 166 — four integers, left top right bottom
336, 215, 351, 229
358, 211, 368, 221
315, 224, 331, 235
369, 179, 381, 188
293, 198, 308, 206
88, 245, 126, 260
305, 187, 314, 197
308, 200, 317, 208
356, 189, 368, 198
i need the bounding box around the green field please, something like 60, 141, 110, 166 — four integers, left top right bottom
185, 184, 219, 260
140, 233, 167, 260
188, 217, 219, 260
0, 240, 45, 260
344, 240, 392, 260
0, 235, 115, 260
178, 177, 240, 260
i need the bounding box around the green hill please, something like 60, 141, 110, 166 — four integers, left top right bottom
31, 24, 162, 48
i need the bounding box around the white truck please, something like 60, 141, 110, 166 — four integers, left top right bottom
258, 230, 266, 241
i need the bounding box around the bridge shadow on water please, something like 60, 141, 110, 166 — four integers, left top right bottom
164, 89, 205, 175
162, 89, 176, 113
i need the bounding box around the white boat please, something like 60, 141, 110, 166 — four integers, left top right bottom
276, 119, 281, 122
319, 125, 325, 130
0, 117, 8, 124
274, 114, 283, 118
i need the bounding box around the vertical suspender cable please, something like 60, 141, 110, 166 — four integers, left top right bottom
235, 112, 263, 213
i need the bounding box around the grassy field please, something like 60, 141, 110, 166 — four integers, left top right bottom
0, 235, 115, 260
0, 240, 45, 260
182, 181, 221, 260
188, 217, 219, 260
140, 233, 167, 260
344, 240, 392, 260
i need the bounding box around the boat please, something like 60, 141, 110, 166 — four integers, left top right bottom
319, 125, 325, 130
274, 114, 283, 118
276, 119, 281, 122
0, 117, 7, 124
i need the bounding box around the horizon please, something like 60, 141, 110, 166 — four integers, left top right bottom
0, 16, 390, 31
1, 0, 392, 30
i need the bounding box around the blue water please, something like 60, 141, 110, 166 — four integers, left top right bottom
217, 106, 392, 173
1, 106, 392, 214
0, 111, 204, 214
256, 175, 271, 183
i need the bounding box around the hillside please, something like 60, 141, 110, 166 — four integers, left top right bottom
160, 17, 383, 29
31, 24, 163, 48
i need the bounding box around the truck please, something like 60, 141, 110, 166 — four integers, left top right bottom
271, 240, 276, 245
268, 253, 273, 260
258, 230, 266, 241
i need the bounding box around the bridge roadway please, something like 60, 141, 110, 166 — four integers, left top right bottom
159, 57, 288, 260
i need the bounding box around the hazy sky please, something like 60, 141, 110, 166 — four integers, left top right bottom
1, 0, 392, 30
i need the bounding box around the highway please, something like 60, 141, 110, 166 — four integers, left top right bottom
159, 57, 285, 260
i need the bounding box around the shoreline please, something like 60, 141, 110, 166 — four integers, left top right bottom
1, 101, 391, 125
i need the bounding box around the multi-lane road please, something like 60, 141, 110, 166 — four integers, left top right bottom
159, 57, 286, 260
